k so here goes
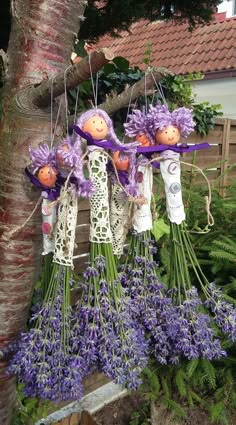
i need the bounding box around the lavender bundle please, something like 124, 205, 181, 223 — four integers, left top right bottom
8, 134, 93, 401
73, 244, 148, 388
72, 110, 148, 387
169, 221, 236, 343
121, 231, 225, 364
8, 263, 85, 401
8, 187, 86, 402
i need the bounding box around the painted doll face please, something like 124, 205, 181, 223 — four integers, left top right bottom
37, 165, 57, 187
136, 133, 151, 147
155, 125, 180, 146
82, 115, 108, 140
113, 151, 129, 171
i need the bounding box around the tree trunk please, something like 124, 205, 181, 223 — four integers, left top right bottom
0, 1, 87, 423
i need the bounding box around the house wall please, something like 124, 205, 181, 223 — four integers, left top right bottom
192, 78, 236, 119
218, 0, 236, 17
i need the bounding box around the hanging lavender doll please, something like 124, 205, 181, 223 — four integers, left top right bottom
72, 109, 148, 388
146, 103, 236, 347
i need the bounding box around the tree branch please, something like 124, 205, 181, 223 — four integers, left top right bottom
32, 48, 114, 108
99, 67, 172, 115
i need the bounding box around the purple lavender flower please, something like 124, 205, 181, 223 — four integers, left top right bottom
147, 103, 195, 139
73, 255, 148, 389
29, 144, 57, 173
57, 137, 94, 198
124, 108, 154, 144
206, 283, 236, 341
8, 268, 86, 402
120, 232, 225, 364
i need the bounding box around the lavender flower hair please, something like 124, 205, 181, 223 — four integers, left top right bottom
148, 103, 195, 138
57, 136, 94, 198
29, 144, 56, 173
124, 109, 154, 144
75, 108, 138, 151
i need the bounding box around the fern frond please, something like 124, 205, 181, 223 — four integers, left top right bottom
162, 397, 187, 419
175, 370, 187, 397
213, 237, 236, 254
142, 367, 160, 396
161, 377, 170, 398
186, 359, 199, 378
209, 402, 228, 425
222, 279, 236, 294
222, 294, 236, 306
189, 390, 207, 407
200, 359, 216, 390
210, 250, 236, 262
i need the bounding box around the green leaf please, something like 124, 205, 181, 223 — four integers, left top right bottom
113, 56, 130, 71
74, 40, 87, 58
102, 63, 118, 75
151, 218, 170, 241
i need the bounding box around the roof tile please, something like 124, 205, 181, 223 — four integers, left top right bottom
94, 17, 236, 74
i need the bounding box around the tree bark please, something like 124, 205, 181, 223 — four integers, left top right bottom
0, 1, 109, 423
32, 48, 114, 107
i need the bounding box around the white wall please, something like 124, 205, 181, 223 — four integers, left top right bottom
218, 0, 236, 17
192, 78, 236, 119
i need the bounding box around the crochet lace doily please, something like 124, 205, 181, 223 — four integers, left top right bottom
53, 187, 78, 267
88, 149, 112, 243
110, 183, 129, 256
160, 150, 185, 225
41, 198, 57, 255
133, 164, 153, 233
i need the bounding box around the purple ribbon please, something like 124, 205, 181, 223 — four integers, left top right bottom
72, 125, 133, 152
138, 142, 210, 168
137, 142, 210, 156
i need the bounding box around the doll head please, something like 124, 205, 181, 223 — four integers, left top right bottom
37, 165, 57, 187
124, 109, 153, 145
148, 103, 195, 145
113, 151, 130, 171
29, 143, 57, 174
155, 125, 180, 145
76, 109, 118, 142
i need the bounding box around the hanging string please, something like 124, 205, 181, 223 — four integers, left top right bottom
95, 72, 99, 108
50, 77, 54, 148
151, 71, 167, 105
51, 97, 63, 147
64, 66, 71, 137
144, 71, 148, 113
88, 54, 98, 108
73, 86, 80, 126
2, 196, 43, 241
158, 82, 167, 104
144, 156, 214, 229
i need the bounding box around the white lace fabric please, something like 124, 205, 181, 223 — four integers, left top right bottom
160, 150, 185, 225
88, 149, 113, 243
53, 187, 78, 267
110, 183, 129, 256
133, 164, 153, 233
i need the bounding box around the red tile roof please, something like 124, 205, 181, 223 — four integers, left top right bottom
95, 17, 236, 75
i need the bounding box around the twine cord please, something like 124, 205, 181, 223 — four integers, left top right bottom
88, 54, 98, 108
145, 156, 214, 229
93, 149, 147, 206
1, 196, 43, 240
64, 66, 71, 137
